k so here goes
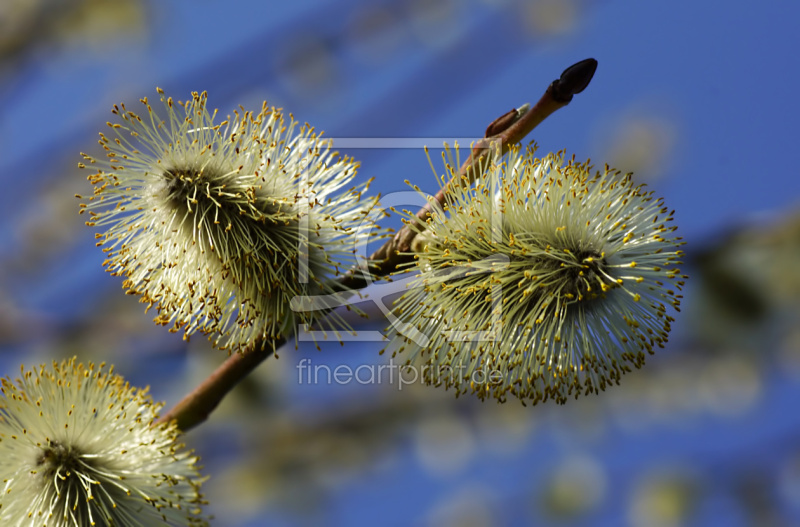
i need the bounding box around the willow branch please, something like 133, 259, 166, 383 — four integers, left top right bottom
338, 58, 598, 290
156, 338, 278, 431
157, 58, 597, 433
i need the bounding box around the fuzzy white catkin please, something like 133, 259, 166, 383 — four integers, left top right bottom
0, 358, 207, 526
387, 145, 687, 404
78, 90, 380, 352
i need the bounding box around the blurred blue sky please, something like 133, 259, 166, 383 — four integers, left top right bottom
1, 1, 799, 526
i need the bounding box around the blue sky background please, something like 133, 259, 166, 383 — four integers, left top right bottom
1, 1, 799, 526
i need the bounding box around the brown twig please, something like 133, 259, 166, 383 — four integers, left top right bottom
157, 339, 278, 431
338, 58, 598, 290
158, 58, 598, 432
